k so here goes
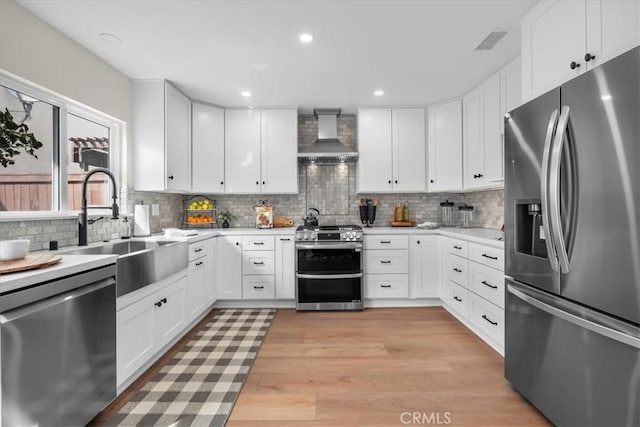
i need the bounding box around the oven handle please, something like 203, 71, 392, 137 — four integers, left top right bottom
295, 243, 363, 250
297, 273, 363, 280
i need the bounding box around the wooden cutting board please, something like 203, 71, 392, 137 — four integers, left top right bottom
0, 254, 62, 274
389, 221, 416, 227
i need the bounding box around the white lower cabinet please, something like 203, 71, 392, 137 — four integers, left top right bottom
365, 274, 409, 299
117, 273, 187, 387
364, 234, 409, 299
187, 240, 211, 318
216, 236, 243, 299
440, 236, 505, 355
242, 275, 276, 299
409, 235, 440, 298
275, 235, 295, 299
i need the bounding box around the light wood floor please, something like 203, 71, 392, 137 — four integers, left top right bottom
227, 307, 550, 427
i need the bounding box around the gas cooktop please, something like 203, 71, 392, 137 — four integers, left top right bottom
295, 224, 363, 242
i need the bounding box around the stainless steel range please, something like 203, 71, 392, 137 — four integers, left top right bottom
295, 224, 364, 310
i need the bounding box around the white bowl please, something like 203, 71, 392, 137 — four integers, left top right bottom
0, 239, 30, 261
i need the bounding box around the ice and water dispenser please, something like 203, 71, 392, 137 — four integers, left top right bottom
515, 201, 548, 258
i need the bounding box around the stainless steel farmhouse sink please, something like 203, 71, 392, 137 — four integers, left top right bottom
65, 239, 188, 297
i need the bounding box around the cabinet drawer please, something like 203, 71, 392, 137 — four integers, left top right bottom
365, 274, 409, 299
242, 236, 275, 251
468, 292, 504, 347
448, 254, 468, 287
447, 239, 468, 257
445, 280, 469, 317
469, 243, 504, 271
242, 251, 275, 275
365, 250, 409, 274
364, 235, 409, 250
469, 261, 505, 308
188, 241, 209, 261
242, 275, 275, 299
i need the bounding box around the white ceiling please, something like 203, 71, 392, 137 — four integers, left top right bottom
17, 0, 537, 114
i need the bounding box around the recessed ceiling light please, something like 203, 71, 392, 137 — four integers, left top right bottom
99, 32, 121, 43
299, 33, 314, 43
374, 90, 384, 97
241, 91, 252, 97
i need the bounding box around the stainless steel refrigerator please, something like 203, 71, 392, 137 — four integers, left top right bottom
504, 46, 640, 426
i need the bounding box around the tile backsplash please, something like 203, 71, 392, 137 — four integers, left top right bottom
1, 113, 504, 251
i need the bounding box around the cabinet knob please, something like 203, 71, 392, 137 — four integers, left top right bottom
168, 175, 174, 180
388, 180, 392, 184
155, 301, 162, 307
256, 181, 259, 185
262, 181, 265, 185
584, 53, 596, 62
417, 240, 420, 244
394, 180, 398, 184
235, 242, 240, 246
430, 179, 434, 184
220, 181, 224, 185
569, 61, 581, 70
162, 298, 167, 304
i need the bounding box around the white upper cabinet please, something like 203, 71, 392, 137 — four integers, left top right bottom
357, 108, 426, 193
224, 109, 261, 193
191, 102, 225, 193
357, 109, 393, 192
463, 73, 502, 190
427, 99, 462, 192
260, 109, 298, 194
521, 0, 640, 101
133, 80, 191, 192
500, 57, 522, 126
225, 109, 297, 194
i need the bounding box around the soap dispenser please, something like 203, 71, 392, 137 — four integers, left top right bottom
121, 216, 132, 239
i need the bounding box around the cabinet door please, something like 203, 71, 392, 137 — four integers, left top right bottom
586, 0, 640, 69
165, 82, 191, 192
275, 235, 295, 299
357, 109, 393, 192
481, 73, 503, 183
187, 257, 207, 318
463, 89, 483, 188
427, 100, 462, 191
409, 235, 440, 298
116, 292, 156, 386
392, 108, 426, 192
155, 277, 187, 346
522, 0, 586, 100
192, 102, 225, 193
216, 236, 243, 299
500, 57, 522, 130
206, 238, 217, 303
261, 109, 298, 193
225, 110, 261, 193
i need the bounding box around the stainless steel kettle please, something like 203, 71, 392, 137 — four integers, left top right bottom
302, 208, 320, 226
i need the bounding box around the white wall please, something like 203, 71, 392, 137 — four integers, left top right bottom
0, 0, 131, 122
0, 0, 133, 183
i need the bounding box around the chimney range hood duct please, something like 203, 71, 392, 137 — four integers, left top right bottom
297, 108, 358, 163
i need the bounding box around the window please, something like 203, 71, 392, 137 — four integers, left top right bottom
0, 73, 121, 215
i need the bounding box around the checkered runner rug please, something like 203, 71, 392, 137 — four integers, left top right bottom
107, 308, 275, 427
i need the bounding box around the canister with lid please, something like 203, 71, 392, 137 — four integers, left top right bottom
440, 200, 455, 227
458, 204, 474, 228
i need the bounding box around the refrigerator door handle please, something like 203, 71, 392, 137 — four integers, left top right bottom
507, 284, 640, 350
541, 109, 560, 272
549, 106, 571, 273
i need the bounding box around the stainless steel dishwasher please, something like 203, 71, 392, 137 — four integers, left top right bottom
0, 263, 117, 427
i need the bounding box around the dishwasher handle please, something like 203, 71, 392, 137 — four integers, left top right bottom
0, 277, 115, 323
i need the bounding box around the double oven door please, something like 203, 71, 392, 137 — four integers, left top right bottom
296, 241, 363, 310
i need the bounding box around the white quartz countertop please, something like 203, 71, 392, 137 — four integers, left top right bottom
363, 226, 504, 247
0, 254, 117, 294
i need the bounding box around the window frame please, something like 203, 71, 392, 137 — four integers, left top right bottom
0, 71, 124, 221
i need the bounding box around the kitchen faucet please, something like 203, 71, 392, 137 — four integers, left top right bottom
78, 167, 119, 246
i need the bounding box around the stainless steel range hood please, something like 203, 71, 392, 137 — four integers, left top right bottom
298, 108, 358, 163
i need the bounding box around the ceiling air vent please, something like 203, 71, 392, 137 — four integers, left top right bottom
475, 31, 508, 51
